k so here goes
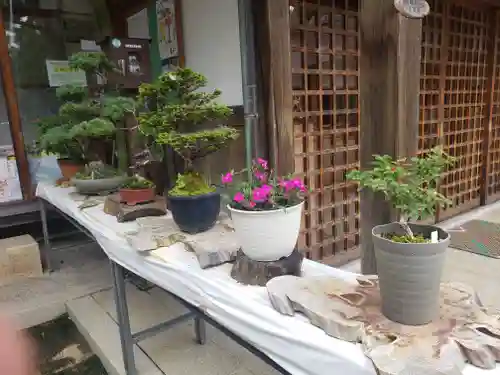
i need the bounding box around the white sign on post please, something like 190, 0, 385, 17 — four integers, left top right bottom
45, 60, 87, 87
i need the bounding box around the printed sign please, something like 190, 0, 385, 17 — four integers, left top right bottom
45, 60, 87, 87
157, 0, 179, 61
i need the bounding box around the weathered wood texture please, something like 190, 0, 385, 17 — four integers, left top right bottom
231, 248, 303, 286
267, 275, 500, 375
359, 0, 422, 274
103, 194, 166, 222
266, 0, 294, 175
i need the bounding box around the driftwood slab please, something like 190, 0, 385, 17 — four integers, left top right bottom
231, 249, 303, 286
128, 215, 240, 268
266, 275, 500, 375
103, 193, 166, 222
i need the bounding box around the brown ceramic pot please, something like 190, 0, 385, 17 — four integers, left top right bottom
57, 159, 83, 180
119, 188, 156, 206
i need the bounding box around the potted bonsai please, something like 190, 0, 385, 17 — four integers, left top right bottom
222, 158, 307, 261
119, 176, 155, 206
72, 162, 127, 194
346, 147, 456, 326
37, 52, 135, 184
137, 68, 238, 234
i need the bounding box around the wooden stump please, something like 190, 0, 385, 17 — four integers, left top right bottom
231, 249, 303, 286
103, 193, 167, 222
267, 275, 500, 375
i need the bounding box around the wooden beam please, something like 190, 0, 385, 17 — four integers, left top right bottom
481, 10, 499, 205
0, 11, 32, 200
359, 0, 422, 275
266, 0, 293, 175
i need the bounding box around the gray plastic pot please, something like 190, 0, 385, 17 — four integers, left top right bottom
372, 222, 450, 326
71, 176, 128, 195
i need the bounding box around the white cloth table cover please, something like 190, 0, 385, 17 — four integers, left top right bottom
36, 182, 497, 375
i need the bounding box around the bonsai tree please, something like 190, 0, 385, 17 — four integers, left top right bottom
137, 68, 239, 196
37, 52, 135, 173
346, 147, 456, 242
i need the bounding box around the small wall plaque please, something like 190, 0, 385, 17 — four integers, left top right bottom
394, 0, 430, 19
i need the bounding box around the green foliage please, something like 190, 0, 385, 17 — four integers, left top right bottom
68, 52, 116, 75
56, 84, 87, 102
102, 96, 136, 122
137, 68, 238, 167
121, 176, 155, 190
74, 163, 123, 180
346, 147, 456, 222
157, 127, 239, 161
384, 234, 431, 244
169, 172, 216, 197
37, 52, 135, 165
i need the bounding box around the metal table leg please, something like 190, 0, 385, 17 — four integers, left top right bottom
195, 316, 206, 345
111, 261, 137, 375
39, 199, 52, 271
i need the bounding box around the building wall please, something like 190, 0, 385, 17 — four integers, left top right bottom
127, 0, 243, 106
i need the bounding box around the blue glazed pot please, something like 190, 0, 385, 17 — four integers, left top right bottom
168, 192, 221, 234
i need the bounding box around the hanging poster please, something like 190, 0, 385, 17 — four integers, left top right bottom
157, 0, 179, 61
45, 60, 87, 87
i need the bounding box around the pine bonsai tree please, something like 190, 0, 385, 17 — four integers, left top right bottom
37, 52, 135, 173
137, 68, 239, 196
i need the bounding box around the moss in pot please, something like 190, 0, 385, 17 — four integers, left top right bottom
346, 147, 456, 326
72, 163, 127, 194
119, 176, 156, 206
137, 68, 239, 234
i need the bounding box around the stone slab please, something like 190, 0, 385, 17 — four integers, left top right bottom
0, 235, 42, 282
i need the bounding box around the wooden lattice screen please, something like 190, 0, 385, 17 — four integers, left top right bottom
420, 1, 489, 221
290, 0, 360, 262
488, 13, 500, 201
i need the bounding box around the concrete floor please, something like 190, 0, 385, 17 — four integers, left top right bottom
2, 201, 500, 375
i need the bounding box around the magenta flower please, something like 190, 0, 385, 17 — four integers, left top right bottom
261, 184, 273, 193
233, 192, 245, 203
252, 187, 270, 202
254, 171, 266, 182
256, 158, 269, 170
221, 172, 233, 184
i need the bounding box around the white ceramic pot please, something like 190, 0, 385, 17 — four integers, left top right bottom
228, 201, 304, 261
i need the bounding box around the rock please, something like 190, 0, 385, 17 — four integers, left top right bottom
0, 235, 43, 282
266, 276, 500, 375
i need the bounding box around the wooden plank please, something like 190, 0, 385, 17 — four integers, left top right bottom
359, 0, 422, 275
266, 0, 294, 175
481, 10, 499, 206
0, 11, 32, 200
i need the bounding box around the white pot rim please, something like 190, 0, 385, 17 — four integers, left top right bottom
227, 200, 304, 215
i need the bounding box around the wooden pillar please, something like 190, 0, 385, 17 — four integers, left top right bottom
359, 0, 423, 274
0, 11, 32, 199
266, 0, 294, 174
481, 9, 499, 206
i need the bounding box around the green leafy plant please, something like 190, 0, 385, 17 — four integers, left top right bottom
137, 68, 239, 196
74, 163, 123, 180
346, 147, 456, 243
121, 176, 155, 190
36, 52, 136, 170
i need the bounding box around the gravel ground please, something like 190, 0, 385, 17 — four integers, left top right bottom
28, 316, 107, 375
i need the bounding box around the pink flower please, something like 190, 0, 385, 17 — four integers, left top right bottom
254, 171, 266, 182
221, 172, 233, 184
248, 201, 256, 208
256, 158, 269, 170
233, 192, 245, 203
261, 184, 273, 193
252, 187, 270, 202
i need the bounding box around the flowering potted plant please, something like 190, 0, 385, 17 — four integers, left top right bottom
346, 147, 455, 325
222, 158, 307, 261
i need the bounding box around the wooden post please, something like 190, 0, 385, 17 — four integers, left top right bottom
359, 0, 422, 274
266, 0, 294, 174
481, 10, 498, 206
0, 11, 32, 199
